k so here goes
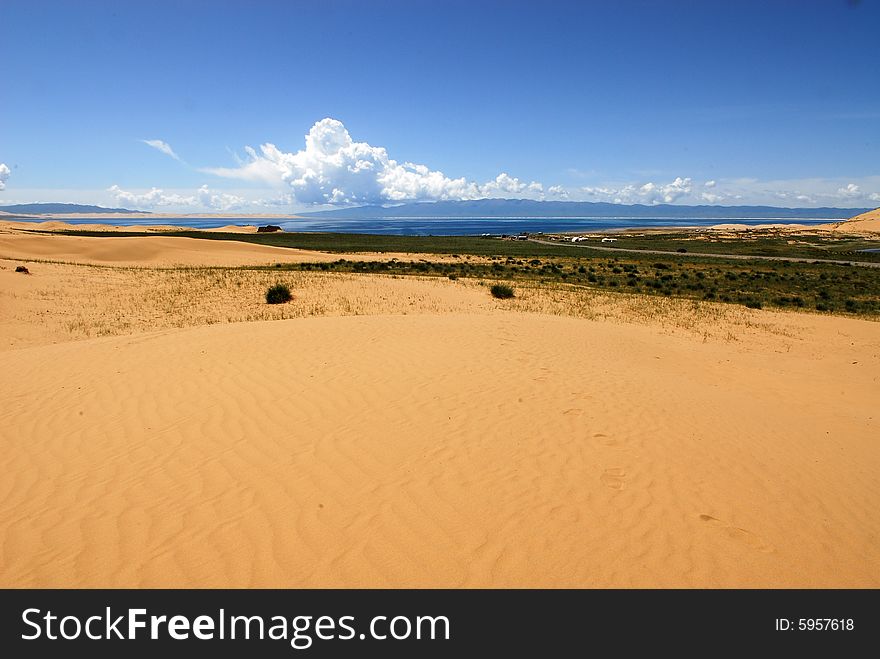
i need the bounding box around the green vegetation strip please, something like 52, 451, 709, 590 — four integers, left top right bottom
262, 255, 879, 316
549, 232, 880, 263
40, 229, 880, 315
50, 230, 600, 257
48, 229, 880, 263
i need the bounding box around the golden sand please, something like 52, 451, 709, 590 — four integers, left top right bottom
0, 228, 877, 588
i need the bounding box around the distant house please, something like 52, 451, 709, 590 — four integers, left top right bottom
601, 237, 617, 243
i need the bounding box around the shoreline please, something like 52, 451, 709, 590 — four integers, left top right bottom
1, 215, 871, 236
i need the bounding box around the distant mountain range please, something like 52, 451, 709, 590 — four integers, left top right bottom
0, 199, 872, 220
0, 203, 149, 215
301, 199, 870, 220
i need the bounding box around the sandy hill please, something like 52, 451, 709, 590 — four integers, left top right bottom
1, 298, 878, 588
0, 223, 469, 267
0, 219, 877, 588
839, 207, 880, 233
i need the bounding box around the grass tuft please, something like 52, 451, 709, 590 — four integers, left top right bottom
266, 283, 293, 304
491, 283, 515, 299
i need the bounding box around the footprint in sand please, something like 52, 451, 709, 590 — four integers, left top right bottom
600, 468, 626, 490
563, 408, 583, 416
593, 433, 620, 447
699, 514, 774, 553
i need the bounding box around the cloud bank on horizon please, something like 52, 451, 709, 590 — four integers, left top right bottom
194, 118, 879, 210
108, 184, 245, 211
38, 117, 878, 212
204, 118, 545, 205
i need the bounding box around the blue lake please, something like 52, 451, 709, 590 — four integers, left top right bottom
21, 216, 839, 236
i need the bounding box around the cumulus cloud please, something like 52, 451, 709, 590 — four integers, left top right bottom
142, 139, 182, 162
205, 118, 545, 205
836, 183, 861, 197
571, 175, 880, 207
195, 185, 246, 211
582, 177, 693, 205
0, 163, 9, 191
548, 184, 569, 199
108, 184, 245, 211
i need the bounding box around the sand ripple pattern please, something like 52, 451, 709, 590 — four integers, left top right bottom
0, 314, 880, 587
1, 313, 878, 587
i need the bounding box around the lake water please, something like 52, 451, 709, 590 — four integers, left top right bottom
23, 216, 839, 236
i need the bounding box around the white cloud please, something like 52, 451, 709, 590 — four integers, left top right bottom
142, 139, 182, 162
205, 117, 545, 205
479, 172, 543, 197
108, 185, 191, 208
0, 163, 9, 191
568, 175, 880, 207
108, 184, 245, 211
548, 184, 569, 199
582, 177, 693, 205
836, 183, 861, 197
195, 185, 246, 211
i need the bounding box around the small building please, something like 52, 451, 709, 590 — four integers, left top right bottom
601, 237, 617, 243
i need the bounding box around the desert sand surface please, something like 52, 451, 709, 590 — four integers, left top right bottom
0, 223, 473, 268
709, 208, 880, 235
0, 232, 328, 267
834, 207, 880, 234
0, 230, 878, 588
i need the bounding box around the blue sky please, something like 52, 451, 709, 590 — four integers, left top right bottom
1, 0, 878, 211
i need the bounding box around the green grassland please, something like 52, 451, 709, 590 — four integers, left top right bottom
53, 228, 880, 262
47, 229, 880, 316
553, 232, 880, 262
266, 254, 879, 315
55, 230, 596, 257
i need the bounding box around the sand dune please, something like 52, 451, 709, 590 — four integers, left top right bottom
0, 232, 339, 267
1, 226, 877, 588
836, 207, 880, 234
1, 311, 877, 588
0, 230, 473, 268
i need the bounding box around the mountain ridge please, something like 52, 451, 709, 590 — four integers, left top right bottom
0, 203, 150, 215
300, 199, 871, 220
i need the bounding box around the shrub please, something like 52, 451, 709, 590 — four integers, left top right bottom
448, 274, 458, 280
266, 283, 293, 304
490, 283, 515, 299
